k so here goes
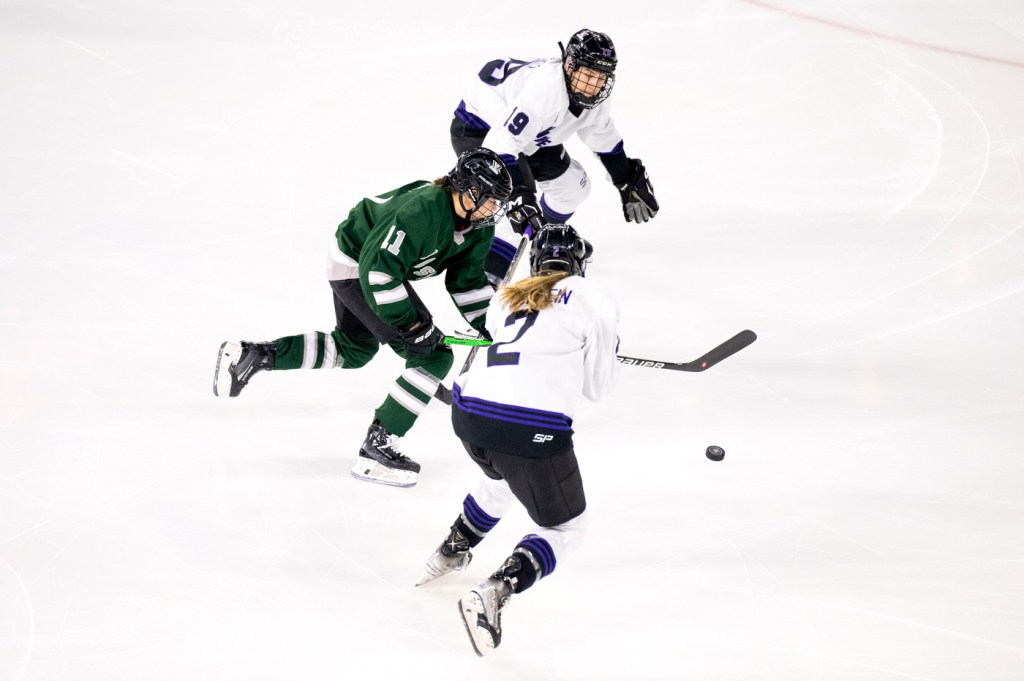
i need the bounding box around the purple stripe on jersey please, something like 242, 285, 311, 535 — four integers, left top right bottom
453, 385, 572, 424
488, 237, 518, 263
540, 195, 574, 222
454, 100, 490, 130
498, 153, 519, 167
595, 140, 625, 156
453, 385, 573, 431
463, 494, 500, 532
518, 534, 556, 577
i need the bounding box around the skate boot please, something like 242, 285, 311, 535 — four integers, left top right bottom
458, 575, 513, 656
416, 526, 473, 586
350, 419, 420, 488
213, 341, 276, 397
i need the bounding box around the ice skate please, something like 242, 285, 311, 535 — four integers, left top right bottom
416, 527, 473, 586
213, 341, 276, 397
458, 576, 512, 656
350, 419, 420, 488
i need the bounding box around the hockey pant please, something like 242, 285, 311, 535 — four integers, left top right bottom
270, 279, 454, 436
453, 442, 589, 591
450, 124, 591, 282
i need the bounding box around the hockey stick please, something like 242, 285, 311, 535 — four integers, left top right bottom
615, 329, 757, 372
443, 336, 492, 347
454, 232, 531, 375
444, 329, 757, 370
434, 330, 757, 405
433, 232, 533, 408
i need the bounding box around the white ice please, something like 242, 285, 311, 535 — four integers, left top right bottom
2, 1, 1023, 679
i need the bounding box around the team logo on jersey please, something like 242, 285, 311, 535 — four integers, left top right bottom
413, 266, 437, 278
534, 126, 555, 148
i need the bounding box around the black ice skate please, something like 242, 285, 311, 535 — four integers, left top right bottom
350, 419, 420, 488
458, 576, 513, 656
213, 341, 276, 397
416, 527, 473, 586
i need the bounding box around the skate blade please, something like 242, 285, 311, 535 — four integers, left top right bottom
457, 594, 492, 657
415, 570, 440, 587
416, 551, 471, 586
350, 459, 417, 488
213, 341, 241, 397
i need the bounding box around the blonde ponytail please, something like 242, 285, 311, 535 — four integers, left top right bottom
498, 271, 572, 313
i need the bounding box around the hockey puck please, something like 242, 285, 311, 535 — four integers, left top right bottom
705, 445, 725, 461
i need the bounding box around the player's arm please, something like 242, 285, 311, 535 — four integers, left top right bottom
581, 287, 622, 402
580, 115, 659, 223
358, 221, 422, 330
444, 241, 496, 337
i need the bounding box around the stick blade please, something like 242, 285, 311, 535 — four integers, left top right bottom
674, 329, 757, 372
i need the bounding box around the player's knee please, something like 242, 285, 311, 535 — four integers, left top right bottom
538, 161, 590, 221
333, 330, 378, 369
408, 347, 455, 380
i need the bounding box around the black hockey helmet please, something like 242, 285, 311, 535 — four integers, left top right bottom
530, 224, 594, 277
561, 29, 617, 109
445, 148, 514, 227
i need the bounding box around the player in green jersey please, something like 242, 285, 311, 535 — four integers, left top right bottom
213, 149, 514, 488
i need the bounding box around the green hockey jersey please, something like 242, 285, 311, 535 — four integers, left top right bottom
332, 180, 494, 332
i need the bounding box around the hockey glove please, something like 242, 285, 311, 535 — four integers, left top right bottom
397, 318, 445, 357
507, 189, 544, 237
617, 158, 659, 223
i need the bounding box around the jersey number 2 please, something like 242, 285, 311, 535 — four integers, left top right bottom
486, 310, 539, 367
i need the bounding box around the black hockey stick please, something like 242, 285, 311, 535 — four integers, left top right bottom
615, 329, 757, 372
434, 330, 757, 405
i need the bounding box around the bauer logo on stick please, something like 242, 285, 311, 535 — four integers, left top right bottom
617, 357, 665, 369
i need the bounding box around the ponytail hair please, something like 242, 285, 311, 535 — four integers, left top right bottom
499, 271, 572, 313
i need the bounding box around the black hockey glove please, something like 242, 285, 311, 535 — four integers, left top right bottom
397, 318, 445, 357
507, 189, 544, 237
617, 158, 659, 223
469, 321, 492, 341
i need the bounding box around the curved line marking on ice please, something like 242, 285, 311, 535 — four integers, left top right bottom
742, 0, 1024, 69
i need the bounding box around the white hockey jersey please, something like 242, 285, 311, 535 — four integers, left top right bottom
458, 58, 624, 158
452, 275, 620, 456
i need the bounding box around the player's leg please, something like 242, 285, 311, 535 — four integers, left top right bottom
526, 145, 591, 224
212, 279, 381, 397
458, 447, 588, 655
418, 448, 518, 586
345, 282, 453, 487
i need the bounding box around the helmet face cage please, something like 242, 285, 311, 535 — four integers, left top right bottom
563, 29, 617, 109
530, 224, 593, 277
448, 149, 514, 228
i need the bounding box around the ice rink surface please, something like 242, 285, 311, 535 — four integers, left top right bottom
2, 1, 1023, 679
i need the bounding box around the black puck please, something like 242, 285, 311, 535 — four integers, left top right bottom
705, 445, 725, 461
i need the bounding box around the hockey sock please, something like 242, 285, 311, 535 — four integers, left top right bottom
454, 493, 502, 548
374, 366, 445, 436
498, 535, 556, 593
274, 332, 341, 370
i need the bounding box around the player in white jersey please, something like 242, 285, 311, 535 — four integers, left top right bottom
451, 28, 660, 284
414, 225, 620, 656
